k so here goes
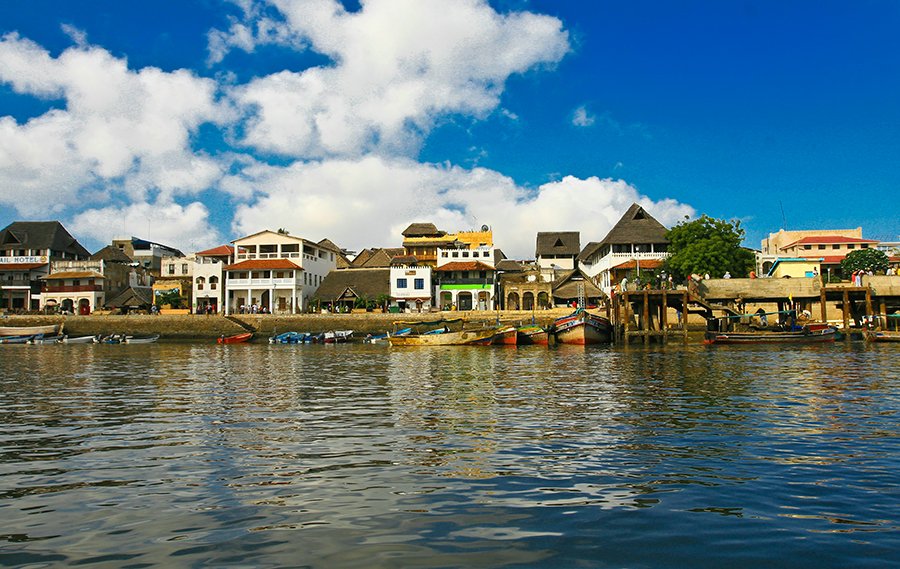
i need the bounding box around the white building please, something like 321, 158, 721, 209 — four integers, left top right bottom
433, 245, 498, 310
224, 230, 337, 314
192, 245, 232, 314
578, 204, 670, 296
390, 257, 432, 312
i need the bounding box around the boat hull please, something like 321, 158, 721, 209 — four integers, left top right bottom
491, 327, 518, 345
389, 328, 498, 346
516, 325, 548, 345
865, 330, 900, 343
0, 325, 58, 337
553, 311, 612, 345
706, 327, 837, 344
218, 333, 253, 344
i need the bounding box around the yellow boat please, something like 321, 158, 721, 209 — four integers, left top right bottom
388, 327, 498, 346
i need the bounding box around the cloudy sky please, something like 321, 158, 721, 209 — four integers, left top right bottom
1, 0, 898, 258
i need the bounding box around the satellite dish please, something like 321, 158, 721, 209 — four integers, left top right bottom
481, 224, 489, 231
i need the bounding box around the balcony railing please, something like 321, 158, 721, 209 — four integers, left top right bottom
234, 252, 301, 260
43, 285, 104, 293
226, 278, 302, 288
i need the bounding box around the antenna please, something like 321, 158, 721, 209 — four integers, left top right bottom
779, 201, 787, 231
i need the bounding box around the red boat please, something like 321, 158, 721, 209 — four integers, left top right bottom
516, 325, 549, 345
552, 309, 612, 345
217, 332, 253, 344
491, 326, 518, 345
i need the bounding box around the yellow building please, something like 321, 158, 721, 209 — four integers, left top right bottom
767, 258, 822, 279
401, 223, 493, 267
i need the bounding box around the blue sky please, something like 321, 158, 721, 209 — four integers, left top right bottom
1, 0, 898, 258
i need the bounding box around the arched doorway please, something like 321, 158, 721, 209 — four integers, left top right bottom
477, 291, 490, 310
78, 298, 91, 315
762, 261, 774, 275
523, 292, 535, 311
61, 298, 74, 313
537, 291, 550, 309
507, 292, 520, 310
457, 292, 473, 310
440, 291, 453, 310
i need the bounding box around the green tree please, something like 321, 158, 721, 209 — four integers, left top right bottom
840, 248, 889, 275
662, 215, 755, 280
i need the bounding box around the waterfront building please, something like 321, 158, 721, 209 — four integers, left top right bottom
497, 260, 553, 310
224, 230, 338, 314
40, 262, 106, 315
192, 245, 233, 314
578, 204, 670, 296
0, 221, 91, 311
535, 232, 580, 277
766, 258, 824, 279
154, 254, 195, 311
316, 267, 391, 312
433, 244, 499, 310
551, 269, 606, 308
351, 247, 405, 268
390, 256, 432, 312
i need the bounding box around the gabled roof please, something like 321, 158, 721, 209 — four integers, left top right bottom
577, 241, 602, 262
402, 222, 444, 238
599, 203, 669, 247
91, 245, 134, 263
224, 259, 302, 271
434, 261, 495, 272
495, 259, 525, 272
781, 235, 879, 249
315, 268, 390, 301
106, 286, 153, 308
0, 221, 90, 258
196, 245, 234, 257
536, 232, 581, 257
551, 269, 606, 300
316, 238, 343, 253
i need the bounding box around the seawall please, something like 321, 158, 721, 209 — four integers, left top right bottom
0, 310, 575, 340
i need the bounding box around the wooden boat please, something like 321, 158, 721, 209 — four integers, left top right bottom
0, 324, 59, 337
491, 326, 518, 345
516, 324, 549, 345
364, 327, 411, 343
552, 309, 613, 345
705, 326, 837, 345
96, 334, 127, 344
217, 332, 253, 344
124, 334, 160, 344
864, 330, 900, 343
269, 331, 310, 344
388, 327, 498, 346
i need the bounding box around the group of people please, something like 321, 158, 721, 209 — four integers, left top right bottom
238, 303, 269, 314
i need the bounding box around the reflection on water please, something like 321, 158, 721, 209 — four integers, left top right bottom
0, 342, 898, 568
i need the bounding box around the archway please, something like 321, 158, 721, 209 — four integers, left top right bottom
477, 291, 490, 310
507, 292, 520, 310
440, 291, 453, 311
523, 292, 535, 311
78, 298, 91, 315
61, 298, 74, 313
457, 292, 473, 310
537, 291, 550, 309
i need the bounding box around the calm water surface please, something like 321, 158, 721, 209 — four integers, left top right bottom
0, 342, 897, 568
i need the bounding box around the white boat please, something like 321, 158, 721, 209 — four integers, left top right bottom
60, 335, 96, 344
123, 334, 160, 344
323, 330, 353, 343
0, 324, 59, 337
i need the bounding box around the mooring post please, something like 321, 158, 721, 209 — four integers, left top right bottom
623, 292, 630, 346
661, 290, 668, 344
820, 287, 827, 324
842, 289, 850, 340
643, 291, 650, 345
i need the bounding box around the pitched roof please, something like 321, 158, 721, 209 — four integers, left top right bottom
106, 286, 153, 308
224, 259, 302, 271
316, 238, 343, 253
91, 244, 134, 263
315, 268, 390, 301
599, 203, 669, 246
434, 261, 495, 272
0, 221, 90, 258
782, 235, 879, 249
42, 270, 105, 280
577, 241, 603, 262
536, 232, 581, 257
402, 223, 444, 238
390, 255, 420, 266
495, 259, 525, 272
551, 269, 606, 300
196, 245, 234, 257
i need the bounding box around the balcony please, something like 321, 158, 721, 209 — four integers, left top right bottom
226, 278, 302, 288
43, 285, 104, 293
234, 252, 302, 260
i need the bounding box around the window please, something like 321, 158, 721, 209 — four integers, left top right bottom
72, 280, 80, 286
441, 252, 448, 258
414, 278, 424, 290
833, 244, 840, 250
479, 271, 487, 279
803, 245, 812, 250
196, 276, 205, 290
209, 276, 218, 290
168, 263, 175, 274
848, 244, 855, 249
452, 251, 459, 258
462, 251, 470, 258
397, 278, 408, 289
818, 245, 826, 250
861, 244, 869, 249
182, 264, 188, 275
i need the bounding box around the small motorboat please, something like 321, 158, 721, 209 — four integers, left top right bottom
124, 334, 160, 344
218, 332, 253, 344
269, 331, 310, 344
323, 330, 353, 343
60, 335, 96, 344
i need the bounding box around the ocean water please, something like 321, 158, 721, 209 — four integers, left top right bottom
0, 341, 897, 568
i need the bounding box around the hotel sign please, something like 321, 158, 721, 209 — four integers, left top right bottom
0, 256, 48, 264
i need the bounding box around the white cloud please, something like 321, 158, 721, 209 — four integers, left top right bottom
220, 0, 570, 157
572, 105, 595, 127
227, 156, 694, 259
0, 34, 230, 215
69, 200, 223, 253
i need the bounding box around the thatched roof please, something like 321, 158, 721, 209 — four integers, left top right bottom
316, 268, 390, 301
601, 203, 668, 246
551, 269, 606, 301
0, 221, 90, 258
402, 223, 444, 238
106, 286, 153, 308
91, 244, 134, 263
536, 232, 580, 257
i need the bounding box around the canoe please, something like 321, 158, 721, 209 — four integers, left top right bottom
324, 330, 353, 344
705, 326, 837, 345
388, 327, 498, 346
0, 324, 58, 337
218, 332, 253, 344
553, 310, 613, 345
516, 324, 549, 345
